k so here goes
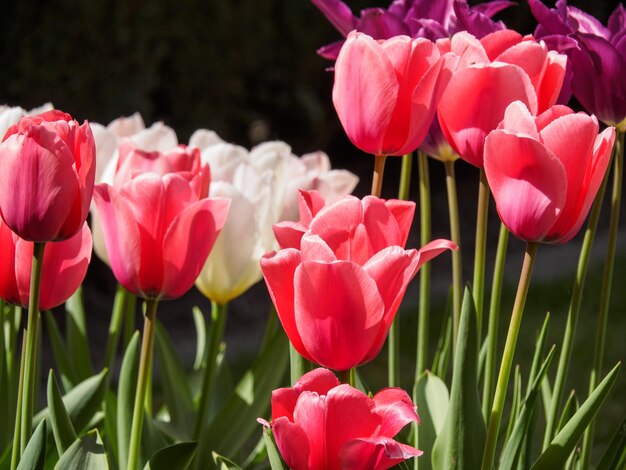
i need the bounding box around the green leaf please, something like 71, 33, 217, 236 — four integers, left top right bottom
413, 372, 449, 470
103, 391, 118, 464
154, 323, 195, 438
211, 453, 242, 470
192, 307, 207, 372
143, 442, 196, 470
64, 288, 93, 381
34, 369, 109, 439
596, 416, 626, 470
532, 362, 621, 470
432, 290, 453, 380
117, 332, 140, 470
43, 313, 78, 393
526, 313, 550, 398
17, 419, 47, 470
504, 366, 523, 443
262, 427, 285, 470
195, 329, 288, 466
432, 286, 486, 470
556, 391, 578, 435
47, 370, 77, 456
54, 429, 109, 470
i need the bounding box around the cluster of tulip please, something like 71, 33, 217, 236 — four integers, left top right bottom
0, 0, 624, 468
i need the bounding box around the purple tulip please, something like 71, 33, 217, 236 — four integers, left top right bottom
529, 0, 626, 129
311, 0, 514, 59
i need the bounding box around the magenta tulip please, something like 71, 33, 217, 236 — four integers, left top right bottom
262, 368, 421, 470
0, 110, 96, 242
93, 145, 230, 300
0, 219, 92, 310
261, 195, 456, 370
332, 31, 454, 157
484, 101, 615, 243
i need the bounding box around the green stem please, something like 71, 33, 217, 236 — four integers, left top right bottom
371, 154, 387, 198
289, 344, 306, 385
339, 368, 356, 387
444, 159, 463, 353
542, 157, 610, 449
473, 168, 490, 336
581, 130, 623, 468
482, 242, 538, 470
19, 242, 45, 453
126, 297, 159, 470
416, 152, 431, 375
194, 301, 228, 439
482, 224, 509, 421
103, 285, 134, 372
9, 344, 26, 470
123, 293, 137, 349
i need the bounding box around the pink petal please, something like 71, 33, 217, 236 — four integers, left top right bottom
498, 101, 540, 139
294, 260, 384, 370
271, 388, 300, 421
0, 220, 21, 306
273, 221, 307, 250
293, 391, 327, 469
480, 29, 523, 62
271, 416, 311, 470
300, 234, 337, 262
339, 437, 422, 470
298, 189, 327, 225
294, 368, 341, 395
362, 197, 405, 250
535, 50, 567, 113
372, 388, 419, 437
384, 199, 416, 247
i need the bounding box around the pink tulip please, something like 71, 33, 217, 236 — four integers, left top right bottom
93, 145, 230, 300
0, 110, 96, 242
261, 368, 422, 470
0, 219, 92, 310
332, 31, 455, 157
484, 101, 615, 243
437, 30, 567, 167
261, 195, 456, 370
273, 190, 328, 250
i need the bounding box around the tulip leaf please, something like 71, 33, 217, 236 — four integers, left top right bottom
413, 371, 449, 470
262, 427, 285, 470
531, 362, 621, 470
55, 429, 109, 470
597, 416, 626, 470
117, 331, 140, 470
34, 369, 108, 440
432, 290, 453, 380
47, 370, 77, 456
192, 307, 207, 371
499, 346, 555, 470
211, 452, 243, 470
432, 286, 485, 470
556, 391, 578, 435
64, 288, 93, 381
196, 328, 288, 464
504, 366, 523, 443
142, 442, 197, 470
16, 419, 47, 470
103, 391, 118, 463
154, 322, 195, 438
44, 313, 78, 393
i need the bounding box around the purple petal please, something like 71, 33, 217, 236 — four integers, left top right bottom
473, 1, 515, 19
357, 8, 410, 38
453, 0, 506, 38
608, 4, 626, 38
311, 0, 357, 36
567, 5, 610, 39
528, 0, 572, 37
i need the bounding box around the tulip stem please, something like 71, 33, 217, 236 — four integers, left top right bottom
473, 168, 489, 337
371, 155, 387, 197
103, 285, 134, 372
481, 223, 509, 421
444, 160, 463, 353
127, 297, 159, 470
581, 129, 623, 468
339, 368, 356, 387
416, 152, 431, 375
290, 344, 307, 385
18, 241, 45, 454
542, 151, 610, 449
9, 344, 26, 470
482, 242, 538, 470
123, 293, 137, 349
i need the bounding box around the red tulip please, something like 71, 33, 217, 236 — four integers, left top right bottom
93, 145, 230, 300
0, 110, 96, 242
262, 368, 422, 470
261, 195, 456, 370
0, 219, 92, 310
484, 101, 615, 243
332, 31, 455, 157
437, 30, 567, 167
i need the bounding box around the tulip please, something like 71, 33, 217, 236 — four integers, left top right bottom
333, 32, 454, 158
0, 103, 54, 140
529, 0, 626, 130
0, 110, 96, 242
273, 190, 327, 250
484, 101, 615, 244
93, 144, 229, 300
437, 30, 567, 167
261, 195, 456, 370
261, 368, 422, 470
0, 220, 92, 311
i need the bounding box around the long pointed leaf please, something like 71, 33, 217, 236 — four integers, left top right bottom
117, 332, 140, 470
262, 427, 285, 470
55, 429, 109, 470
192, 308, 207, 372
413, 372, 449, 470
47, 370, 77, 456
432, 287, 486, 470
64, 288, 93, 381
16, 419, 46, 470
143, 442, 196, 470
532, 362, 621, 470
43, 313, 77, 393
596, 416, 626, 470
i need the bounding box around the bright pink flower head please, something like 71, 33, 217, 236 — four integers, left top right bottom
261, 195, 456, 370
0, 110, 96, 242
437, 30, 567, 167
333, 31, 455, 157
273, 190, 328, 250
485, 101, 615, 244
0, 219, 92, 310
93, 145, 230, 300
262, 368, 422, 470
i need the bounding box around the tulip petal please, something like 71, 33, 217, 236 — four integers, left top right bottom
271, 388, 300, 422
498, 101, 540, 138
295, 260, 384, 370
383, 199, 415, 247
300, 234, 337, 262
339, 437, 422, 470
0, 221, 21, 306
362, 197, 405, 250
372, 388, 419, 437
273, 221, 307, 250
293, 391, 327, 469
294, 367, 341, 395
271, 416, 311, 470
